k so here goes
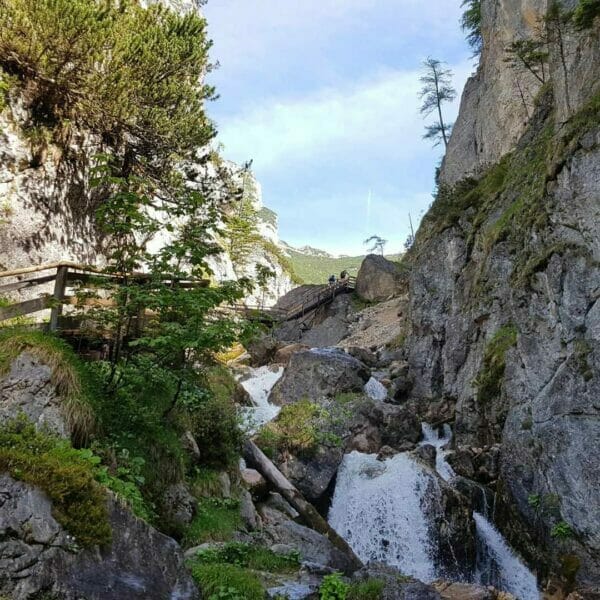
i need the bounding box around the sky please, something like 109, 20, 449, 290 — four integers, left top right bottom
203, 0, 476, 256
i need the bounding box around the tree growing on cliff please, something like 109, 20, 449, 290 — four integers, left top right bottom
419, 58, 456, 149
364, 235, 387, 256
461, 0, 483, 56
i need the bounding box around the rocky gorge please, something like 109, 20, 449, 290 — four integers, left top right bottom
0, 0, 599, 598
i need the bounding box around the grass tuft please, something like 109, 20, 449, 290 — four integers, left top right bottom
188, 562, 264, 600
0, 328, 96, 444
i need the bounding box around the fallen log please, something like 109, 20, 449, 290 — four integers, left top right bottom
243, 439, 363, 572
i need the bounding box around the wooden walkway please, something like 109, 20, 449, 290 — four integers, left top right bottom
0, 262, 355, 330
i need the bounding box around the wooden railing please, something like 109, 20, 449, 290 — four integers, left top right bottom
0, 262, 355, 329
0, 262, 209, 331
230, 276, 356, 324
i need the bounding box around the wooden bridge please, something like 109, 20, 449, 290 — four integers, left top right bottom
0, 262, 355, 330
228, 277, 357, 323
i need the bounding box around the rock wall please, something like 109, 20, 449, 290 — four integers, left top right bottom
407, 0, 600, 587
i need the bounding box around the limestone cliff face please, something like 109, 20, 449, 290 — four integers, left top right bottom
441, 0, 600, 184
0, 96, 295, 305
408, 0, 600, 587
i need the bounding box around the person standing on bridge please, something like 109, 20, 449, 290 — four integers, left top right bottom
340, 270, 349, 281
328, 274, 336, 286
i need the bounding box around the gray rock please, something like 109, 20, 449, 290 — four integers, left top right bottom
0, 475, 198, 600
161, 483, 196, 529
352, 564, 442, 600
364, 402, 422, 448
246, 334, 281, 366
239, 489, 260, 531
345, 346, 379, 367
0, 352, 69, 437
259, 505, 355, 574
413, 444, 437, 469
355, 254, 404, 302
270, 348, 370, 406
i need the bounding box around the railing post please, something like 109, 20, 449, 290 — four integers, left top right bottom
49, 265, 68, 332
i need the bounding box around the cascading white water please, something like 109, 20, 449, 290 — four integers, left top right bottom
238, 365, 284, 432
420, 422, 539, 599
328, 451, 438, 582
419, 423, 456, 482
474, 512, 539, 600
364, 376, 388, 401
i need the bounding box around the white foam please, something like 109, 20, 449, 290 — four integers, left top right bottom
364, 376, 388, 401
238, 365, 284, 432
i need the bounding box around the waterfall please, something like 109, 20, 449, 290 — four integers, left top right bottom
328, 451, 438, 582
238, 365, 284, 432
364, 376, 388, 401
419, 423, 456, 482
474, 513, 539, 600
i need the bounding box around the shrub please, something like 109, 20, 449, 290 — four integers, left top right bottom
183, 498, 241, 546
0, 416, 111, 547
474, 325, 518, 404
573, 0, 600, 29
320, 573, 349, 600
348, 579, 385, 600
551, 520, 574, 540
188, 563, 264, 600
0, 328, 96, 444
0, 0, 215, 167
256, 400, 328, 457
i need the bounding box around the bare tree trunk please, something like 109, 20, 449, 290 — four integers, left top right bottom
243, 440, 363, 573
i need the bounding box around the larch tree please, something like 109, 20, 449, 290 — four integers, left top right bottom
419, 58, 457, 149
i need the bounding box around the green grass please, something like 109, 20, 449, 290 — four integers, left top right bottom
348, 579, 385, 600
188, 541, 300, 573
188, 562, 264, 600
0, 416, 111, 547
0, 328, 96, 444
183, 497, 241, 546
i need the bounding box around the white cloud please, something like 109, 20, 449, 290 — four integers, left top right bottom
217, 61, 474, 173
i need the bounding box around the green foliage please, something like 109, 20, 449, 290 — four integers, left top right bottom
504, 39, 548, 84
461, 0, 482, 55
574, 339, 594, 382
259, 239, 303, 285
183, 498, 241, 546
189, 562, 264, 600
474, 325, 518, 404
0, 416, 111, 547
256, 400, 334, 457
190, 541, 300, 573
347, 580, 385, 600
0, 328, 96, 444
528, 494, 541, 509
573, 0, 600, 28
0, 0, 215, 168
320, 574, 350, 600
551, 521, 574, 540
0, 68, 12, 112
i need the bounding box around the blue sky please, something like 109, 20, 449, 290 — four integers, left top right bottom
203, 1, 476, 255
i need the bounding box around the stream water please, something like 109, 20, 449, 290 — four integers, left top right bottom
239, 362, 539, 599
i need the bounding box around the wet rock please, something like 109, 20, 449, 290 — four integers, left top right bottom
364, 402, 422, 447
355, 255, 405, 302
446, 448, 476, 479
432, 581, 498, 600
352, 564, 441, 599
453, 477, 494, 515
0, 475, 198, 600
270, 348, 370, 406
413, 444, 437, 469
376, 445, 398, 461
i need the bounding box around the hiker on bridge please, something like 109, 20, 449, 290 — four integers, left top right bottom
328, 274, 336, 286
340, 270, 349, 281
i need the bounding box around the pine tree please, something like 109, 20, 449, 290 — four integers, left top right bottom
419, 58, 456, 149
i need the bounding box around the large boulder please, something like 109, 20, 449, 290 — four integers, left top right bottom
355, 255, 404, 303
0, 352, 69, 437
0, 474, 199, 600
352, 564, 441, 600
269, 348, 370, 406
258, 503, 356, 574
